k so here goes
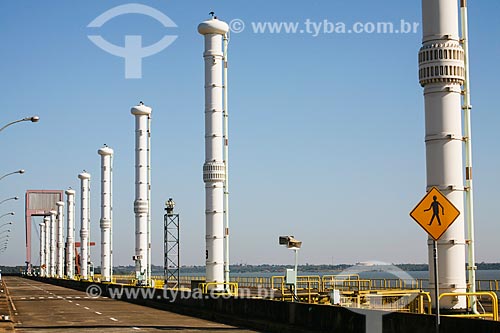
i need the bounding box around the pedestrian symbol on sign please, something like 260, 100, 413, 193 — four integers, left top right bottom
424, 195, 444, 226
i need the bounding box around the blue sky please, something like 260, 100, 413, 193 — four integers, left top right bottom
0, 0, 499, 267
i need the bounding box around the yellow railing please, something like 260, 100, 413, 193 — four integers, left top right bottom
369, 278, 425, 290
297, 275, 321, 291
271, 276, 285, 290
340, 290, 431, 314
438, 292, 498, 321
71, 274, 500, 294
152, 279, 165, 289
476, 280, 500, 292
198, 282, 238, 296
322, 274, 358, 291
232, 276, 272, 289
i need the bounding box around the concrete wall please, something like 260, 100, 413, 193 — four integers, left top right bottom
30, 277, 500, 333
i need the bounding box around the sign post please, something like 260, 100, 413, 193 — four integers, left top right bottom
410, 187, 461, 333
432, 239, 439, 332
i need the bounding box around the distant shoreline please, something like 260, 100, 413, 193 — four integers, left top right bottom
3, 263, 499, 275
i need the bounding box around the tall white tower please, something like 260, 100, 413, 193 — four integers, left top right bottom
98, 145, 114, 282
39, 223, 46, 277
56, 201, 65, 278
49, 210, 57, 277
78, 171, 91, 280
131, 102, 151, 286
65, 189, 76, 279
198, 17, 229, 286
44, 215, 50, 277
418, 0, 467, 309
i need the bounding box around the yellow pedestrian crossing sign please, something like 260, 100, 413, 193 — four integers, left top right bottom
409, 187, 460, 241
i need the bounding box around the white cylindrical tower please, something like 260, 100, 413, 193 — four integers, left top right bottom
98, 145, 114, 282
78, 171, 91, 280
39, 223, 46, 277
198, 17, 229, 286
44, 215, 50, 277
56, 201, 65, 278
131, 102, 152, 286
65, 189, 76, 279
49, 210, 57, 277
418, 0, 467, 309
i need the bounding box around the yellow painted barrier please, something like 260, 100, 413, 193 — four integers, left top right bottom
198, 282, 238, 296
439, 292, 498, 321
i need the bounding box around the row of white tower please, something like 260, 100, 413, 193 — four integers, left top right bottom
38, 148, 113, 281
37, 15, 226, 286
37, 16, 225, 287
38, 104, 150, 283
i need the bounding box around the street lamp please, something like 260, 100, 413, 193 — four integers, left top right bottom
0, 170, 25, 181
0, 116, 40, 133
0, 222, 12, 229
0, 196, 18, 205
0, 212, 14, 220
279, 235, 302, 301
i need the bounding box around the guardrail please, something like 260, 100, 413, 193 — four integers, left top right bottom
439, 292, 499, 321
99, 275, 500, 296
339, 290, 431, 314
476, 280, 500, 292
198, 282, 238, 296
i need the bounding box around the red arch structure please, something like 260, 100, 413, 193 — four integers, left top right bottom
25, 190, 63, 273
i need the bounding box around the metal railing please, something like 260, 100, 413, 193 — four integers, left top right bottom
439, 292, 499, 321
198, 282, 238, 295
339, 290, 431, 314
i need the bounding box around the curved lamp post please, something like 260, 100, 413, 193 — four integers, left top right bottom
0, 212, 14, 220
0, 222, 12, 229
0, 197, 18, 205
0, 170, 25, 182
0, 116, 39, 133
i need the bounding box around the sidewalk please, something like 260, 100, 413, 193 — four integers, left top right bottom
0, 279, 14, 332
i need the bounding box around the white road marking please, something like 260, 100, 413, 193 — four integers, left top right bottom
95, 311, 102, 315
68, 300, 73, 303
39, 297, 44, 299
132, 327, 140, 330
21, 297, 26, 300
75, 303, 80, 306
84, 307, 90, 310
109, 317, 118, 322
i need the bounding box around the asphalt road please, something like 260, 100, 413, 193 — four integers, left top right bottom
3, 276, 258, 332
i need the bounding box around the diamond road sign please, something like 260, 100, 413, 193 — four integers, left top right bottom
409, 187, 460, 241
